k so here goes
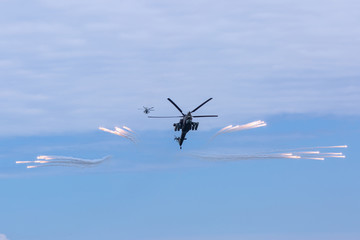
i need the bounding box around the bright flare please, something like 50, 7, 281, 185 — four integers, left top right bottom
214, 120, 267, 138
123, 126, 134, 132
99, 126, 137, 143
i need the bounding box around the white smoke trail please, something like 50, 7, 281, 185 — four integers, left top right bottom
114, 127, 137, 142
320, 152, 343, 155
262, 145, 348, 154
114, 127, 128, 135
123, 126, 134, 133
16, 160, 51, 164
27, 163, 95, 169
99, 126, 137, 143
283, 145, 347, 151
320, 155, 346, 158
190, 146, 347, 162
37, 156, 53, 160
191, 153, 301, 161
19, 156, 111, 169
293, 151, 320, 154
316, 145, 348, 149
217, 125, 233, 134
213, 120, 267, 138
37, 155, 110, 162
27, 164, 92, 169
300, 157, 325, 160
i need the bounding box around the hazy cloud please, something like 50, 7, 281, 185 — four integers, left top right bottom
0, 0, 359, 136
0, 234, 9, 240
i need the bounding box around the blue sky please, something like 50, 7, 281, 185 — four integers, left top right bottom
0, 0, 360, 239
0, 115, 359, 240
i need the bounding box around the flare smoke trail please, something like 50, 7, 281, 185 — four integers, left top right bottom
190, 145, 347, 162
98, 126, 137, 143
213, 120, 267, 138
262, 145, 348, 154
17, 156, 111, 169
123, 126, 134, 133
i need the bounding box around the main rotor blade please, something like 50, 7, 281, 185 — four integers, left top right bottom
193, 115, 218, 118
148, 116, 183, 118
167, 98, 184, 116
191, 98, 213, 113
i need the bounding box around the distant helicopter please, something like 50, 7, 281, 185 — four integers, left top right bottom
149, 98, 217, 149
139, 106, 154, 114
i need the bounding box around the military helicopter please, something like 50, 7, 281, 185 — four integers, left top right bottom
139, 106, 154, 114
149, 98, 218, 149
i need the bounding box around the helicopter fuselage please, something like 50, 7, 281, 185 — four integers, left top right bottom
174, 112, 199, 149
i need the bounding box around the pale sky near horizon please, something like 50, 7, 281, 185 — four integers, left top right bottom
0, 0, 359, 239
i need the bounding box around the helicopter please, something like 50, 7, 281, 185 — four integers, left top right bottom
139, 106, 154, 114
149, 98, 218, 149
